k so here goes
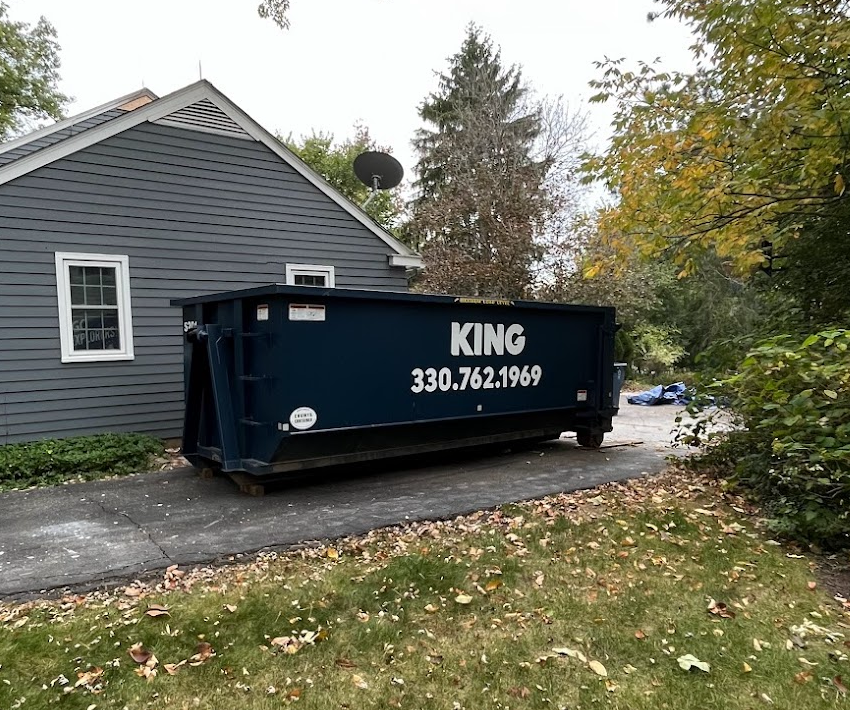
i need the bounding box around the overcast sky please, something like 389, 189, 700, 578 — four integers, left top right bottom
9, 0, 695, 181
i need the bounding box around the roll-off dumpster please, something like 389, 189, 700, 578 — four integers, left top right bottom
172, 285, 620, 477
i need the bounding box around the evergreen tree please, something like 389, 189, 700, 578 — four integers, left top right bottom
409, 25, 550, 298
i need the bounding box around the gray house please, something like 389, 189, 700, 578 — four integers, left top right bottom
0, 80, 421, 444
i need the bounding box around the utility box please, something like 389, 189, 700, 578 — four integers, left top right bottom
172, 285, 619, 478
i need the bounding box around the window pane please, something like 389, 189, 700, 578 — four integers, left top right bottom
101, 268, 116, 287
70, 285, 85, 305
85, 285, 102, 305
69, 266, 85, 286
102, 310, 121, 349
294, 273, 327, 287
101, 286, 117, 306
71, 308, 121, 352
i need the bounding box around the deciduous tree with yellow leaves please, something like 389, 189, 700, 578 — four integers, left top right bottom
584, 0, 850, 277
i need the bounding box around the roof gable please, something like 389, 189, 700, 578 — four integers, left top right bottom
0, 81, 421, 266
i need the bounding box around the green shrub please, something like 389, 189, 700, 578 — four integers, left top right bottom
0, 432, 164, 490
681, 329, 850, 545
632, 324, 686, 375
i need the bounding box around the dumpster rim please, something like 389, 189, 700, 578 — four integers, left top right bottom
171, 283, 616, 317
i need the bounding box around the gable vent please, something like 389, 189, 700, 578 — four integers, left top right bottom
154, 99, 252, 140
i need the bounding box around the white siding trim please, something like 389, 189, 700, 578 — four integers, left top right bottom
389, 254, 424, 268
285, 263, 336, 288
55, 252, 135, 363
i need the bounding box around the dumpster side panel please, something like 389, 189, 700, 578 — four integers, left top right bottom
254, 298, 606, 431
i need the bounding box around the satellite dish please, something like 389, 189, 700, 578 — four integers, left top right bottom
354, 151, 404, 208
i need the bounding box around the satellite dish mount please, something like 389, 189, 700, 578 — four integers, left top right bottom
354, 151, 404, 208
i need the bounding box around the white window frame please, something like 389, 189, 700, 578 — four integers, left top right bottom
285, 263, 336, 288
55, 252, 135, 363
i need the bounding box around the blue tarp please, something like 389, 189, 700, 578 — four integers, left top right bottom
627, 382, 689, 406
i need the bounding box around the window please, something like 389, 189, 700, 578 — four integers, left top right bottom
55, 252, 134, 363
285, 264, 335, 288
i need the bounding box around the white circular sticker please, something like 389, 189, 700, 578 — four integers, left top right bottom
289, 407, 318, 431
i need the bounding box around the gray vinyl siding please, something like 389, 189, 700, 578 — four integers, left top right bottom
0, 108, 127, 167
0, 121, 408, 444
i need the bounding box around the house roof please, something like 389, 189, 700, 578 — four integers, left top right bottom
0, 88, 159, 168
0, 80, 422, 267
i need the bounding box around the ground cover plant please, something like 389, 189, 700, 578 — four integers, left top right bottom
0, 433, 165, 491
2, 471, 849, 709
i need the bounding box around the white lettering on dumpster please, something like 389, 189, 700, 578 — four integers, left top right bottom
289, 407, 318, 430
450, 322, 526, 356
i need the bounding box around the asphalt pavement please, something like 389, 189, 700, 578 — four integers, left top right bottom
0, 395, 684, 598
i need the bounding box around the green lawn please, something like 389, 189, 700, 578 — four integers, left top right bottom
1, 471, 848, 709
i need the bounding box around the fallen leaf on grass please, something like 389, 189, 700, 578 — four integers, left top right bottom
794, 671, 813, 684
188, 641, 215, 665
271, 637, 300, 655
145, 605, 170, 618
135, 665, 157, 681
128, 643, 153, 665
634, 629, 647, 640
834, 676, 848, 695
552, 648, 587, 663
708, 599, 736, 619
352, 674, 368, 689
224, 604, 238, 613
808, 581, 817, 591
743, 662, 752, 673
164, 660, 187, 675
455, 594, 473, 605
677, 654, 710, 672
424, 603, 439, 613
760, 693, 773, 704
74, 667, 104, 688
588, 660, 608, 677
335, 658, 357, 669
485, 578, 503, 592
508, 686, 530, 698
326, 548, 339, 560
286, 688, 302, 700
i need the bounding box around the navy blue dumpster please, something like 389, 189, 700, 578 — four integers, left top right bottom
172, 285, 619, 478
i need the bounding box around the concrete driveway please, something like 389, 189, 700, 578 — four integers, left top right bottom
0, 395, 684, 598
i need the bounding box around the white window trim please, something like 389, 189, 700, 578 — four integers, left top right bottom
55, 252, 135, 363
285, 263, 336, 288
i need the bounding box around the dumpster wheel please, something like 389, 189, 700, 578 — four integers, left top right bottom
576, 429, 605, 449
